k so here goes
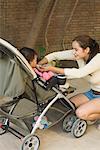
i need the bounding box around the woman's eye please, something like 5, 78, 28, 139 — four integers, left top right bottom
75, 49, 78, 52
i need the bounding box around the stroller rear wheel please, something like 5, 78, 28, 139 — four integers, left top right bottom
63, 113, 77, 132
21, 135, 40, 150
0, 116, 9, 135
71, 119, 87, 138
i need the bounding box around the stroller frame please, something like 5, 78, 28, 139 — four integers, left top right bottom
0, 38, 87, 150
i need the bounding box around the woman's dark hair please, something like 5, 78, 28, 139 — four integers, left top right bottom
20, 47, 37, 63
73, 35, 99, 63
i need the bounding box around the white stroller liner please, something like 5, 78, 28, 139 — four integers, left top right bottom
0, 38, 87, 150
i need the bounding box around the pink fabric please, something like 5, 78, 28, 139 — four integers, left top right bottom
34, 68, 43, 76
34, 68, 54, 80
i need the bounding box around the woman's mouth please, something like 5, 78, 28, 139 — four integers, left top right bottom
74, 53, 78, 57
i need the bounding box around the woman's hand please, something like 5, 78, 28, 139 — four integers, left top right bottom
36, 64, 64, 74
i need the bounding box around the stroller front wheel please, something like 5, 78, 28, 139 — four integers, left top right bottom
71, 119, 87, 138
21, 135, 40, 150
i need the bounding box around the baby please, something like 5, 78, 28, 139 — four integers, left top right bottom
20, 47, 54, 80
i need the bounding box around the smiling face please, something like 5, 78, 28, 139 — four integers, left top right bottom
72, 40, 90, 61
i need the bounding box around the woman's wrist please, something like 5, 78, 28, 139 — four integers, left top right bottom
48, 66, 64, 74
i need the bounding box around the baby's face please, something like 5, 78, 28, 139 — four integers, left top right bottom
30, 55, 37, 68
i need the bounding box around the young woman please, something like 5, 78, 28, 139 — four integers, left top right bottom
38, 35, 100, 122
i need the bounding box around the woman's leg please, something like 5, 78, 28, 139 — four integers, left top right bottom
76, 98, 100, 120
70, 93, 89, 107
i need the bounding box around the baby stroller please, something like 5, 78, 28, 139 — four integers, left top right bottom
0, 38, 87, 150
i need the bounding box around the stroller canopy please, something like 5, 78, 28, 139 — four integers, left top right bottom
0, 38, 37, 97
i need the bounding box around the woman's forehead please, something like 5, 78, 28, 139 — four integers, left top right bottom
72, 41, 80, 48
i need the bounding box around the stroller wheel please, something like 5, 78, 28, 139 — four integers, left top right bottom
71, 119, 87, 138
0, 116, 9, 135
63, 113, 77, 132
21, 135, 40, 150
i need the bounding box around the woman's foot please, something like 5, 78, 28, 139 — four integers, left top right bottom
95, 120, 100, 129
96, 124, 100, 130
87, 120, 97, 125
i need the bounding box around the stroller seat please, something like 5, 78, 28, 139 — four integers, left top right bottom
0, 38, 38, 135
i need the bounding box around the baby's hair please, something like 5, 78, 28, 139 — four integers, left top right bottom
20, 47, 37, 63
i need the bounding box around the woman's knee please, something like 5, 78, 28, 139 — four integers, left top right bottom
76, 108, 88, 120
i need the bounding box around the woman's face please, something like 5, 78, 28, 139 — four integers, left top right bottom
30, 55, 37, 68
72, 40, 89, 60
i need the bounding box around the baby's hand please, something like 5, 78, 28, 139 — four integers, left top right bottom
36, 64, 50, 72
36, 64, 42, 70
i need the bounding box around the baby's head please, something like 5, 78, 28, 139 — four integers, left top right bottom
20, 47, 37, 68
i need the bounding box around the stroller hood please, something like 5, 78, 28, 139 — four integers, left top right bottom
0, 55, 26, 97
0, 38, 37, 97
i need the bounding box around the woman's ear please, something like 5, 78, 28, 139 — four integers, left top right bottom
85, 47, 90, 54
